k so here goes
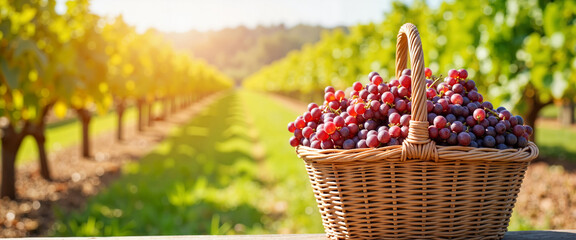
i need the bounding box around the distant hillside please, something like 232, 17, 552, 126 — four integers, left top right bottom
164, 24, 347, 84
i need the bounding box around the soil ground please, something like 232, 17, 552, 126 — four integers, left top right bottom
0, 94, 221, 237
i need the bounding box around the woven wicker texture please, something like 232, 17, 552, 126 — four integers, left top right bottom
296, 23, 539, 240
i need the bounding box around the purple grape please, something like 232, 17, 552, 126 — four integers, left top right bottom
447, 133, 458, 145
429, 126, 439, 139
343, 139, 355, 149
451, 105, 463, 116
515, 115, 524, 125
311, 140, 321, 149
378, 130, 391, 143
472, 125, 485, 137
483, 135, 496, 147
509, 116, 518, 126
400, 114, 411, 127
505, 133, 517, 146
446, 114, 457, 123
366, 135, 379, 148
439, 128, 451, 139
513, 125, 525, 137
450, 121, 464, 133
331, 131, 342, 141
495, 122, 506, 134
468, 132, 477, 141
495, 135, 505, 145
302, 138, 311, 147
339, 127, 350, 139
358, 129, 368, 139
428, 113, 437, 125
525, 125, 533, 136
470, 141, 479, 148
485, 126, 496, 136
466, 115, 477, 126
401, 126, 409, 138
517, 136, 528, 148
357, 139, 368, 148
434, 115, 447, 128
379, 103, 390, 116
482, 101, 493, 110
365, 119, 378, 131
496, 143, 508, 150
457, 132, 471, 146
433, 103, 443, 115
321, 140, 334, 149
500, 120, 511, 130
363, 109, 375, 119
487, 116, 498, 126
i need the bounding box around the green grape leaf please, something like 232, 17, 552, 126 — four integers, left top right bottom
0, 56, 20, 89
551, 71, 568, 99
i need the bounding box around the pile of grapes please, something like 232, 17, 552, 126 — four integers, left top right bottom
288, 68, 533, 150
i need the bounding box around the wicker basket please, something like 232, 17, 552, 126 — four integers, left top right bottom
295, 23, 539, 240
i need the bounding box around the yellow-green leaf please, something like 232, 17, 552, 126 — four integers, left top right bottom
53, 101, 68, 119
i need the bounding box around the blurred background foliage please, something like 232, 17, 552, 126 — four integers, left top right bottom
1, 0, 233, 199
244, 0, 576, 139
165, 25, 347, 85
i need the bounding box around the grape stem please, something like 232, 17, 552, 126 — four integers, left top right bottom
427, 75, 443, 89
485, 108, 500, 119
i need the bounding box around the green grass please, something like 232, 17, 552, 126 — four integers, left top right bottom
535, 122, 576, 162
8, 108, 138, 165
52, 90, 323, 236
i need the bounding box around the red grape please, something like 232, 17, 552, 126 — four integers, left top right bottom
433, 115, 447, 128
325, 122, 336, 135
325, 92, 336, 102
316, 130, 329, 141
353, 82, 363, 92
450, 93, 464, 105
381, 92, 394, 104
378, 130, 391, 143
425, 67, 432, 78
289, 136, 299, 147
366, 135, 379, 148
389, 126, 401, 138
295, 118, 306, 129
458, 69, 468, 79
389, 112, 401, 125
473, 109, 486, 122
448, 69, 459, 78
399, 75, 411, 89
335, 90, 345, 100
288, 122, 296, 133
325, 86, 335, 93
302, 127, 314, 138
371, 75, 383, 85
307, 103, 318, 111
354, 103, 366, 115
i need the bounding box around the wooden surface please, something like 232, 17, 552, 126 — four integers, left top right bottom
23, 231, 576, 240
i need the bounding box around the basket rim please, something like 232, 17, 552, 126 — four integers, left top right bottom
296, 141, 538, 164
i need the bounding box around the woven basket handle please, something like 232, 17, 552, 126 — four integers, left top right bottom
395, 23, 438, 162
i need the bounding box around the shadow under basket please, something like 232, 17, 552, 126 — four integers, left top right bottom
294, 23, 539, 240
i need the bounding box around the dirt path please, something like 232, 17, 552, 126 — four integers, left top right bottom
0, 93, 223, 237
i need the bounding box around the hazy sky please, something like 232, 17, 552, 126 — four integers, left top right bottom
56, 0, 439, 33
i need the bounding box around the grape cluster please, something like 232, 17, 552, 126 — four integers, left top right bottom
288, 68, 533, 150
